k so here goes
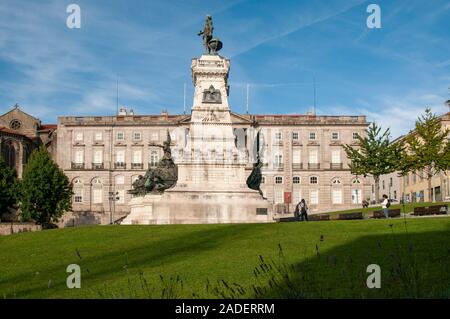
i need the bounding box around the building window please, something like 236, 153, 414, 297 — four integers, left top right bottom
332, 178, 341, 184
74, 188, 83, 203
332, 189, 342, 204
292, 190, 302, 204
352, 132, 359, 140
331, 132, 339, 140
310, 190, 319, 204
309, 176, 318, 184
275, 132, 282, 140
274, 154, 283, 167
309, 132, 316, 140
116, 132, 125, 140
92, 178, 103, 204
132, 150, 142, 163
389, 177, 393, 187
115, 175, 125, 185
292, 132, 299, 141
382, 180, 385, 190
292, 149, 301, 164
133, 132, 142, 141
293, 176, 300, 184
94, 132, 103, 141
308, 150, 318, 164
150, 131, 159, 141
352, 178, 361, 184
275, 176, 283, 184
149, 150, 159, 167
75, 132, 83, 141
331, 150, 341, 163
93, 149, 103, 164
73, 178, 83, 203
74, 149, 84, 164
261, 176, 265, 184
351, 189, 362, 204
9, 119, 22, 130
274, 190, 283, 204
115, 150, 125, 164
393, 190, 397, 199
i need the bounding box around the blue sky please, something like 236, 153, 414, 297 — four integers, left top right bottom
0, 0, 449, 138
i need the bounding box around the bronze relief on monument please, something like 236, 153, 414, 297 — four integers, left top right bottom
202, 85, 222, 104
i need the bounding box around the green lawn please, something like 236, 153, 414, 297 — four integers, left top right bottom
1, 217, 449, 298
323, 201, 449, 217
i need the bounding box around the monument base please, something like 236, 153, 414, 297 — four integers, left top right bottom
121, 189, 273, 225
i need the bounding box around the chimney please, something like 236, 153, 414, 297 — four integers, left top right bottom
161, 109, 168, 118
118, 106, 127, 116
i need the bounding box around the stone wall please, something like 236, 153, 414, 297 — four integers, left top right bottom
0, 223, 41, 236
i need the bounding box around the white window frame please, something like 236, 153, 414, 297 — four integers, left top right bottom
292, 149, 301, 164
310, 190, 319, 204
352, 189, 362, 204
309, 132, 316, 140
274, 189, 283, 204
292, 189, 302, 204
133, 131, 142, 141
74, 188, 83, 203
309, 150, 318, 164
115, 150, 125, 163
275, 131, 282, 140
309, 176, 318, 184
74, 149, 84, 164
94, 132, 103, 141
132, 149, 142, 164
149, 149, 159, 166
93, 149, 103, 164
275, 176, 283, 184
331, 150, 341, 164
331, 132, 339, 140
115, 175, 125, 185
332, 189, 343, 204
116, 132, 125, 141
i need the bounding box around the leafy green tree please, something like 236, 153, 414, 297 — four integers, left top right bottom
19, 147, 72, 226
0, 158, 18, 218
399, 108, 449, 202
343, 122, 403, 203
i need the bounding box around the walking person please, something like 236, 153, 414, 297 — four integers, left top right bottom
299, 199, 309, 221
381, 194, 390, 218
294, 201, 301, 221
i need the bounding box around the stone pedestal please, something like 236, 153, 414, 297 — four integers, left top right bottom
126, 53, 273, 225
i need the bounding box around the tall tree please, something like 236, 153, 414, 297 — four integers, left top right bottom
399, 108, 449, 202
0, 158, 18, 218
19, 147, 72, 227
343, 122, 403, 203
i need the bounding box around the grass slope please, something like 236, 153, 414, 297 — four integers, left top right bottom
1, 217, 449, 298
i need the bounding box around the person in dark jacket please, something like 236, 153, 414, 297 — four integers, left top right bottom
294, 202, 300, 221
298, 199, 308, 221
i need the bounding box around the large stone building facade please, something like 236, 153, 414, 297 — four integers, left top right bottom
57, 109, 371, 224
